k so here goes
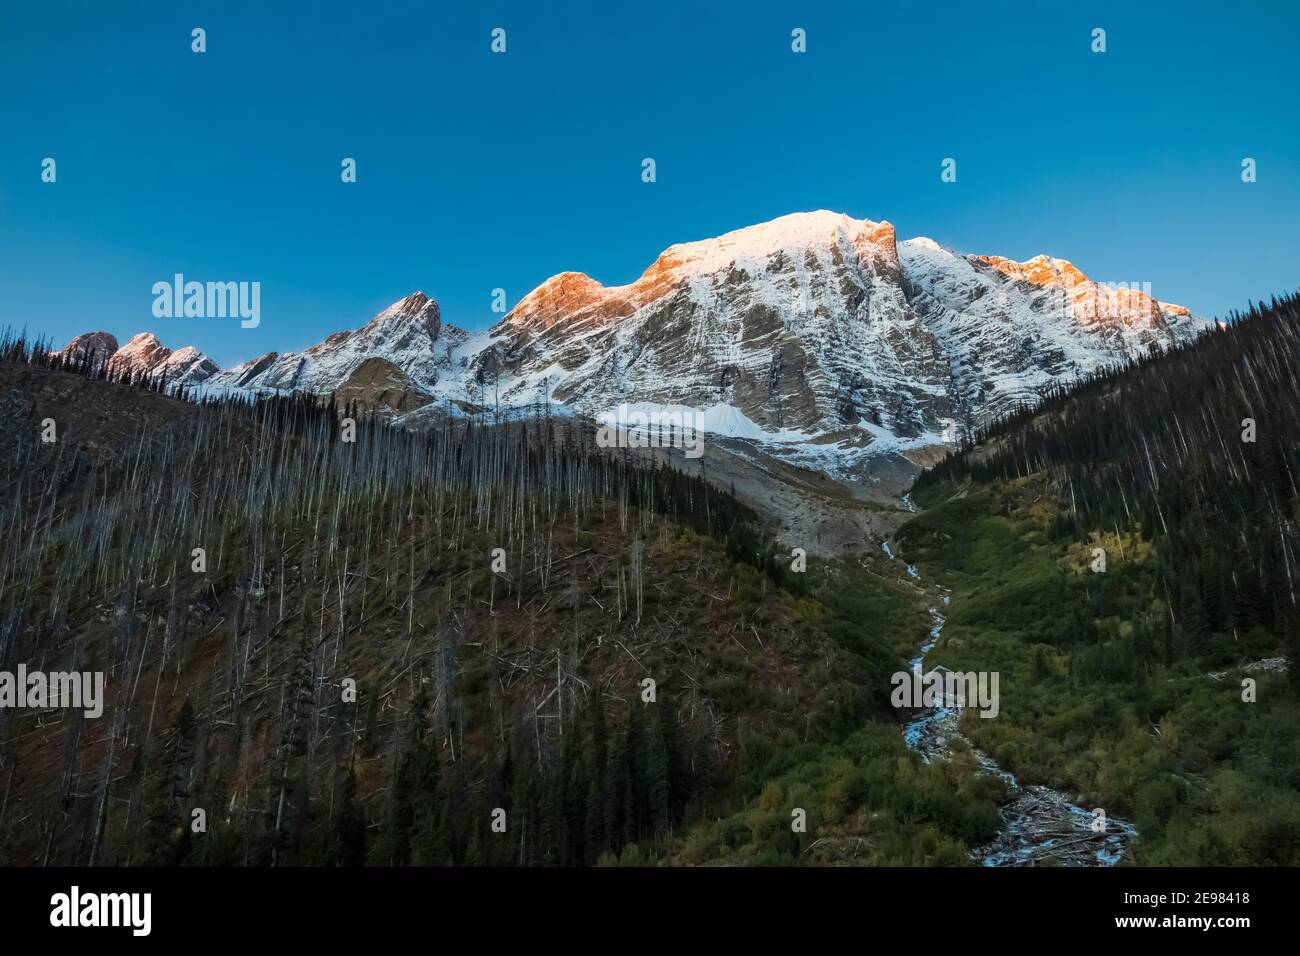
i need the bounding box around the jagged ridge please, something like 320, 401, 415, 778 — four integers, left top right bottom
60, 211, 1206, 472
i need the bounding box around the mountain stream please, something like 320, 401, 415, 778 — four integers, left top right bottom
882, 525, 1136, 866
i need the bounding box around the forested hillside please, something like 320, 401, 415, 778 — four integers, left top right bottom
902, 293, 1300, 864
0, 337, 1002, 867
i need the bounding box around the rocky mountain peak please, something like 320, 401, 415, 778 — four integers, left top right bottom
98, 332, 218, 386
506, 272, 611, 333
53, 331, 119, 365
374, 292, 440, 331
107, 333, 170, 374
971, 254, 1089, 290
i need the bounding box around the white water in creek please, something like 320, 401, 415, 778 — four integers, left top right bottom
882, 534, 1136, 866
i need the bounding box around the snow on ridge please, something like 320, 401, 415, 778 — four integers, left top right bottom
657, 210, 894, 278
66, 211, 1208, 479
901, 236, 952, 255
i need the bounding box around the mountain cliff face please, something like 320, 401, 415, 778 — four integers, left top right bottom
60, 211, 1205, 469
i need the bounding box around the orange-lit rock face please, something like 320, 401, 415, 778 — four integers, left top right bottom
505, 258, 700, 338
504, 211, 903, 340
971, 254, 1087, 290
861, 220, 897, 251
506, 243, 737, 337
506, 272, 617, 332
1107, 285, 1161, 325
107, 333, 172, 376
633, 253, 690, 304
969, 254, 1175, 327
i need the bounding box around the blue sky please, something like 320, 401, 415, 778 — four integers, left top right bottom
2, 0, 1297, 367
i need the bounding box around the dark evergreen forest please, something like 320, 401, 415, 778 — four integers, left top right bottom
918, 293, 1300, 671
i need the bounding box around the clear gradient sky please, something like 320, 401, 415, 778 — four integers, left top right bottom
2, 0, 1297, 367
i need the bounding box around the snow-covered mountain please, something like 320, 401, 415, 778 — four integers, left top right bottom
60, 210, 1205, 470
481, 214, 933, 456
473, 210, 1203, 465
898, 237, 1198, 419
